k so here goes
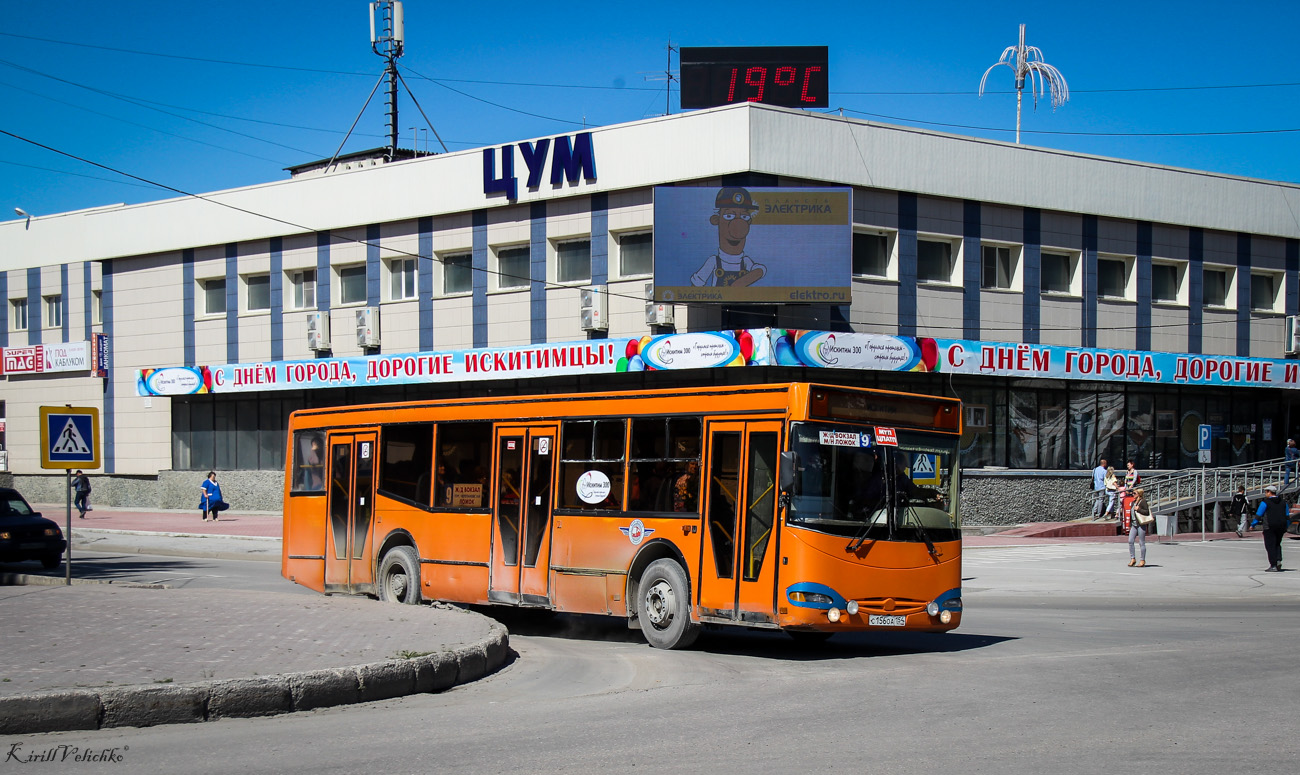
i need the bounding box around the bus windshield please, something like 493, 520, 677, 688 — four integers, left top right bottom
785, 422, 960, 543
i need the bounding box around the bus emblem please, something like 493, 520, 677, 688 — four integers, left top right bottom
619, 519, 655, 546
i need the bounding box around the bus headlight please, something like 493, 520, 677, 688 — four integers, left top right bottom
926, 601, 940, 617
846, 601, 859, 616
827, 607, 841, 622
939, 610, 953, 624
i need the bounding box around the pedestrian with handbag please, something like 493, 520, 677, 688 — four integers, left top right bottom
199, 471, 229, 523
1128, 488, 1154, 567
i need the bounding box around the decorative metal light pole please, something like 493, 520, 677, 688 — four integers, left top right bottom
979, 24, 1070, 144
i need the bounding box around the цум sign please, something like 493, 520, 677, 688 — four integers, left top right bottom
483, 132, 596, 201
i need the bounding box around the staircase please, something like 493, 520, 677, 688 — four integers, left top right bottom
1092, 457, 1294, 536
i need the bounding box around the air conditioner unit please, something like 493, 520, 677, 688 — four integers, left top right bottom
306, 311, 331, 351
644, 283, 674, 326
356, 306, 381, 348
579, 285, 608, 331
1286, 315, 1300, 356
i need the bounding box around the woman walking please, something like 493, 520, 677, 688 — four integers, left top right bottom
1128, 488, 1152, 567
199, 471, 226, 522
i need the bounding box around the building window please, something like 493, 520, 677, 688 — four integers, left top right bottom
1251, 272, 1279, 312
43, 295, 62, 328
917, 238, 955, 284
1152, 263, 1181, 304
1041, 252, 1073, 294
442, 253, 472, 294
1098, 258, 1129, 299
618, 232, 653, 277
290, 269, 316, 310
92, 290, 103, 324
389, 258, 417, 300
10, 299, 28, 331
981, 244, 1016, 290
245, 274, 270, 311
496, 246, 530, 290
338, 265, 367, 305
557, 239, 592, 284
202, 278, 226, 315
1203, 267, 1231, 307
853, 232, 890, 278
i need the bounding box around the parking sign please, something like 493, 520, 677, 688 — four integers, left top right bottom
39, 406, 101, 469
1198, 423, 1211, 464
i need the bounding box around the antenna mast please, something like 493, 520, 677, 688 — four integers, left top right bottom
370, 1, 405, 159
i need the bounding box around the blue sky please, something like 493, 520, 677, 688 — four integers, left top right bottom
3, 1, 1299, 219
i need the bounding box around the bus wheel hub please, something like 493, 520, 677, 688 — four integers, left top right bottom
645, 580, 675, 627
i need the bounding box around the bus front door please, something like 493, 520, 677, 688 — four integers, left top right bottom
698, 421, 781, 625
323, 432, 378, 593
489, 426, 557, 606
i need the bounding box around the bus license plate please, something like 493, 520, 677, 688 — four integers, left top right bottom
868, 615, 906, 627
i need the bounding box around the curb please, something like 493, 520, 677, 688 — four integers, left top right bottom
70, 539, 282, 564
0, 621, 509, 734
0, 572, 168, 589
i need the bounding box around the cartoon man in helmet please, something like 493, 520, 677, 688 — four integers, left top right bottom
689, 187, 768, 288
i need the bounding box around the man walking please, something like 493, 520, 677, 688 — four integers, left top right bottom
1091, 458, 1109, 519
1255, 484, 1288, 572
1285, 439, 1299, 488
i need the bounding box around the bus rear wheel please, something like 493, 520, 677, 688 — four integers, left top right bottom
378, 546, 422, 605
639, 559, 699, 650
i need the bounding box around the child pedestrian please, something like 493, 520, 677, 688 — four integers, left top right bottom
1229, 485, 1249, 537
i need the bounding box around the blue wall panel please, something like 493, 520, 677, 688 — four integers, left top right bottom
270, 237, 283, 362
472, 210, 488, 348
530, 202, 547, 345
1188, 228, 1203, 354
897, 192, 917, 337
962, 200, 981, 340
225, 243, 238, 363
1136, 222, 1152, 351
419, 217, 434, 351
1022, 208, 1041, 344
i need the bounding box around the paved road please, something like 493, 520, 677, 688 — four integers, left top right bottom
2, 539, 1296, 774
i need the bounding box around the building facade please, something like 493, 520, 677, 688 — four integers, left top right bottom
3, 103, 1299, 520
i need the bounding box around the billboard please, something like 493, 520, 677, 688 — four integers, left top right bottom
652, 186, 851, 304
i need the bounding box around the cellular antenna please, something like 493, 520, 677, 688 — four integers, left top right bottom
371, 1, 405, 159
979, 24, 1070, 144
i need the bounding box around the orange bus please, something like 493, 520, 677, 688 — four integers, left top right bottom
281, 382, 963, 648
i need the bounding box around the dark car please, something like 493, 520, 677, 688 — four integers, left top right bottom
0, 487, 66, 570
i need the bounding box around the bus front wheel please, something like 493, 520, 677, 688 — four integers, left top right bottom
378, 546, 422, 605
639, 559, 700, 650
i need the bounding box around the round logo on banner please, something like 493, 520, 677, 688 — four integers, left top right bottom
576, 470, 612, 504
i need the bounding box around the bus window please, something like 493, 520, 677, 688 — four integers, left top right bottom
379, 423, 433, 507
707, 431, 741, 578
559, 419, 625, 510
435, 422, 492, 509
290, 430, 326, 493
628, 416, 701, 512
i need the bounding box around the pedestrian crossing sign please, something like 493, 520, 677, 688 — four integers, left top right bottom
911, 453, 941, 485
39, 406, 101, 469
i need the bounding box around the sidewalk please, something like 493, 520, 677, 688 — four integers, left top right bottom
1, 504, 508, 735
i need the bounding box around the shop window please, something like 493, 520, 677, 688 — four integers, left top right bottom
618, 232, 653, 277
917, 238, 955, 284
10, 299, 27, 331
43, 294, 62, 328
559, 419, 625, 510
1203, 267, 1231, 307
434, 422, 492, 509
338, 265, 367, 305
981, 245, 1016, 290
1041, 251, 1074, 295
245, 274, 270, 311
379, 423, 434, 507
557, 239, 592, 284
442, 253, 472, 295
496, 246, 529, 290
626, 416, 702, 512
290, 269, 316, 310
202, 278, 226, 315
853, 231, 890, 278
389, 258, 417, 301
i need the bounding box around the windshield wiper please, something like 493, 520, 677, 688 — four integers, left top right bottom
902, 502, 939, 560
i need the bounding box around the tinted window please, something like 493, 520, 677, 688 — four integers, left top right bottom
379, 423, 434, 506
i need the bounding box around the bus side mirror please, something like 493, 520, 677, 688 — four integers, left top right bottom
779, 451, 799, 493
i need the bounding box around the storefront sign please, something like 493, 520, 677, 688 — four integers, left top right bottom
1, 340, 101, 376
137, 330, 1300, 396
483, 132, 596, 201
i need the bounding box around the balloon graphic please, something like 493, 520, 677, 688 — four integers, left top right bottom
774, 339, 800, 366
919, 338, 940, 372
738, 330, 754, 362
628, 355, 645, 372
616, 357, 629, 372
625, 339, 639, 358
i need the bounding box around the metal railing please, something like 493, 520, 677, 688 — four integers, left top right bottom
1086, 457, 1295, 536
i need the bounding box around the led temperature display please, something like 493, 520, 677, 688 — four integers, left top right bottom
680, 46, 829, 109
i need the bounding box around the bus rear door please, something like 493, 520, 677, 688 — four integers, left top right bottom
489, 425, 558, 606
698, 421, 782, 625
324, 431, 378, 593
